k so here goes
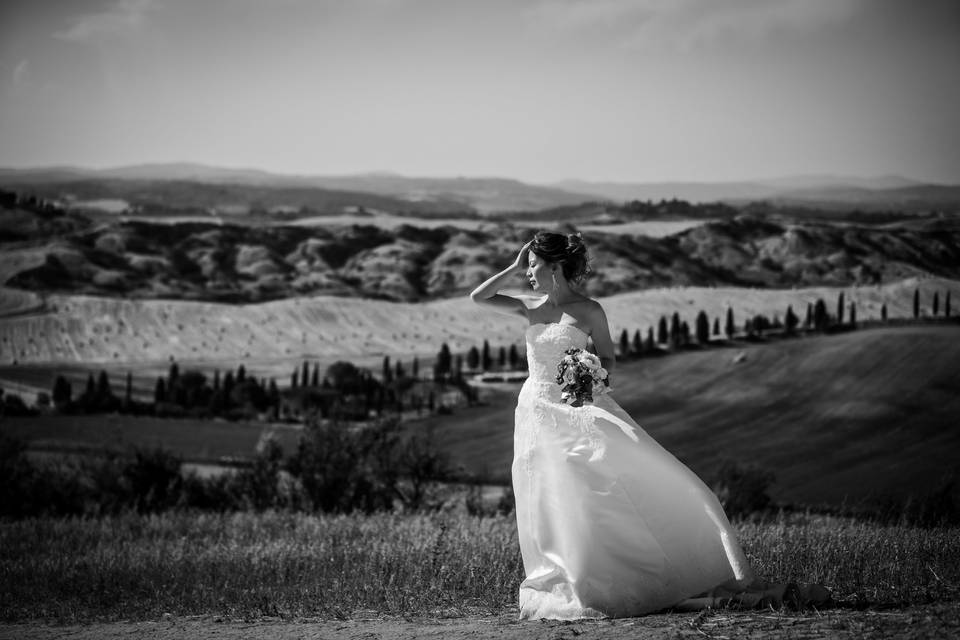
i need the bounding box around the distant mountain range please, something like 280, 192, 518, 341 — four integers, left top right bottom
0, 163, 957, 214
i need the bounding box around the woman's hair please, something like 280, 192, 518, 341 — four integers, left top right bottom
529, 231, 590, 283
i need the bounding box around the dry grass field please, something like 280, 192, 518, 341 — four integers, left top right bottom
1, 276, 957, 396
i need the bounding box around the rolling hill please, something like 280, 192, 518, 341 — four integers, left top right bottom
2, 205, 959, 303
417, 324, 960, 511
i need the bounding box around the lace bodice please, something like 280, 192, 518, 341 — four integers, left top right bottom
525, 323, 589, 384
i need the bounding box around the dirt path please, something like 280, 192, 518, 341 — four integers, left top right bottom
3, 604, 958, 640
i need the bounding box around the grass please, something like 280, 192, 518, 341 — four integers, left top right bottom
2, 414, 302, 464
0, 511, 957, 623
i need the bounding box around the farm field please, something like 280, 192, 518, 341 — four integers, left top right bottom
416, 324, 960, 509
1, 276, 957, 393
5, 323, 959, 512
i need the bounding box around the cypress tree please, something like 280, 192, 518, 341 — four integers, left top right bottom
509, 344, 519, 370
212, 369, 220, 391
645, 327, 655, 352
725, 308, 735, 339
466, 346, 480, 370
412, 356, 420, 379
168, 362, 179, 391
946, 291, 952, 317
805, 303, 813, 329
881, 302, 888, 321
498, 345, 507, 370
382, 356, 393, 383
311, 363, 320, 387
300, 361, 308, 387
669, 312, 681, 348
933, 292, 940, 316
914, 288, 920, 318
619, 329, 630, 356
482, 339, 492, 371
695, 311, 710, 344
658, 316, 668, 344
154, 377, 166, 404
785, 305, 799, 335
713, 317, 720, 337
814, 298, 828, 331
837, 292, 845, 325
849, 302, 857, 328
632, 329, 643, 354
290, 368, 298, 388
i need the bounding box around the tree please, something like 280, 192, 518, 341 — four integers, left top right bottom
466, 346, 480, 370
914, 288, 920, 318
657, 316, 668, 344
837, 292, 845, 325
632, 329, 643, 354
311, 363, 320, 387
713, 318, 720, 337
52, 375, 72, 409
154, 377, 166, 405
412, 357, 420, 379
725, 307, 735, 340
849, 302, 857, 328
498, 346, 506, 370
437, 343, 452, 379
509, 344, 519, 370
382, 356, 393, 384
290, 368, 299, 389
933, 292, 940, 316
96, 370, 114, 402
881, 302, 888, 321
212, 370, 220, 391
805, 303, 813, 329
784, 305, 799, 335
680, 321, 691, 346
813, 298, 828, 331
695, 311, 710, 344
167, 362, 180, 392
645, 328, 655, 352
300, 362, 309, 387
482, 339, 492, 371
619, 329, 630, 356
947, 291, 952, 317
669, 312, 681, 348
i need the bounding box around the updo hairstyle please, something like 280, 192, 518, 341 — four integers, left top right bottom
529, 231, 590, 283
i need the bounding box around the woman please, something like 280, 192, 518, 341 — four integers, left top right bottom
469, 231, 822, 619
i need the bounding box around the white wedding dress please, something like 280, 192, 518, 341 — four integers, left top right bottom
513, 322, 757, 619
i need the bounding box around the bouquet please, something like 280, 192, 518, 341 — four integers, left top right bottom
556, 348, 610, 407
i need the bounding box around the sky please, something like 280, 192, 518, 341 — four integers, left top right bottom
1, 0, 958, 184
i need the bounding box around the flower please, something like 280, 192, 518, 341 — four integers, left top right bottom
555, 347, 610, 407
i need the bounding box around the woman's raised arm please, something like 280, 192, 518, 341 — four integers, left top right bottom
469, 241, 531, 317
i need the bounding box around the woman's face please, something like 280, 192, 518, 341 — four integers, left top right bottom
526, 251, 553, 292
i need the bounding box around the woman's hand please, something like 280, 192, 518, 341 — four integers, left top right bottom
511, 240, 533, 271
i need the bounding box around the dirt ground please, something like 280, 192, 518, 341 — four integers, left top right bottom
2, 604, 958, 640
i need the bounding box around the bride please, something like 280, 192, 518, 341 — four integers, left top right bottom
470, 231, 825, 619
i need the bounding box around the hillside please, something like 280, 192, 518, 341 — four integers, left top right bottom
418, 325, 960, 510
2, 204, 959, 303
1, 277, 957, 374
0, 165, 597, 216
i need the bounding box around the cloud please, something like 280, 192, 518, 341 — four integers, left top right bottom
53, 0, 154, 43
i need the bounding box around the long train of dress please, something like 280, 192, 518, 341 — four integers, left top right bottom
512, 322, 824, 619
